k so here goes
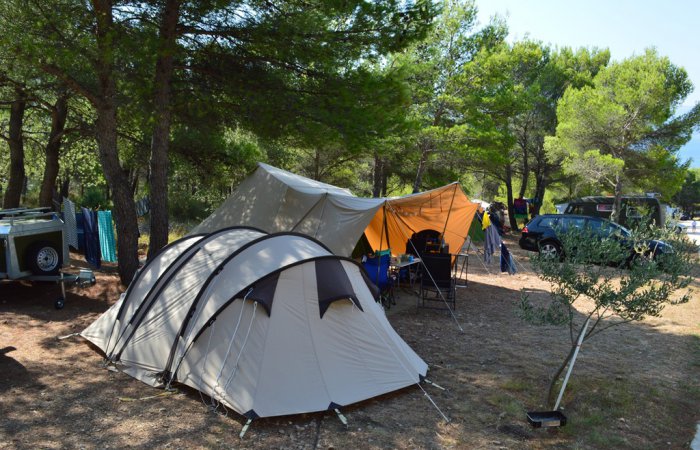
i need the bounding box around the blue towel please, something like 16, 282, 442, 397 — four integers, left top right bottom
500, 242, 517, 275
82, 207, 101, 269
98, 210, 117, 262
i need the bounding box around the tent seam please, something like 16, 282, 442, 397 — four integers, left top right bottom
304, 263, 335, 408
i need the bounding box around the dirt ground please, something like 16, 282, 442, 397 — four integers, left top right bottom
1, 237, 698, 449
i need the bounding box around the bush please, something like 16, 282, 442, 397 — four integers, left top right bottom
168, 192, 210, 223
80, 186, 110, 209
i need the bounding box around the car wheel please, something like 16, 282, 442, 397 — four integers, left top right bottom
26, 241, 62, 275
539, 242, 561, 259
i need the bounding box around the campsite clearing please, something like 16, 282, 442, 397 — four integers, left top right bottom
1, 237, 698, 449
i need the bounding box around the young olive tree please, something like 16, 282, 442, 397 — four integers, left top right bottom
520, 219, 695, 407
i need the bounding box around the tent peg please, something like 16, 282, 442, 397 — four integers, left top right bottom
57, 332, 80, 340
239, 419, 252, 439
424, 379, 446, 391
334, 408, 348, 427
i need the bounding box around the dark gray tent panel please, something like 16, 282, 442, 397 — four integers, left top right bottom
82, 229, 427, 419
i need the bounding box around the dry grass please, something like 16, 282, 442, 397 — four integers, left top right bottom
1, 237, 698, 449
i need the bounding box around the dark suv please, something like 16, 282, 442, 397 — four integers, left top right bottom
519, 214, 671, 262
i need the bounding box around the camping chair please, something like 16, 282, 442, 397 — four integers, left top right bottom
362, 253, 395, 309
419, 253, 456, 310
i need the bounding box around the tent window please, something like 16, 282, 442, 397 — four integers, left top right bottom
232, 272, 280, 317
315, 259, 363, 318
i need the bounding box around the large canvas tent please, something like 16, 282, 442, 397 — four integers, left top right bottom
82, 227, 428, 419
193, 163, 478, 257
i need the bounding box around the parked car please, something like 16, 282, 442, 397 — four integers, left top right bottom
519, 214, 672, 264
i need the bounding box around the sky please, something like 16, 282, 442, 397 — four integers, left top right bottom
476, 0, 700, 168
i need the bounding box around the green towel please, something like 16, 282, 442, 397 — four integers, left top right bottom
98, 210, 117, 262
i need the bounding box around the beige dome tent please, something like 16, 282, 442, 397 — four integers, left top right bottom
82, 227, 428, 422
192, 163, 478, 258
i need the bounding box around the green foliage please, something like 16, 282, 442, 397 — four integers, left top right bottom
517, 294, 569, 326
673, 169, 700, 214
168, 191, 209, 223
80, 186, 110, 210
391, 0, 508, 190
169, 126, 264, 213
550, 49, 699, 202
524, 224, 693, 334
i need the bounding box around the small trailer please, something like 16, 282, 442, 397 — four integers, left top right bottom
0, 207, 95, 309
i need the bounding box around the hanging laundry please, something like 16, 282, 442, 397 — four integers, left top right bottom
135, 197, 150, 217
98, 210, 117, 262
81, 207, 102, 269
483, 224, 501, 265
500, 242, 517, 275
63, 197, 79, 249
481, 211, 491, 230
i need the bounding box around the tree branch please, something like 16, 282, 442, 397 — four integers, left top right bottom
40, 64, 99, 106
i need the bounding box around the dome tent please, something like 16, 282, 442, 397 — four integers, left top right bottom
82, 227, 428, 421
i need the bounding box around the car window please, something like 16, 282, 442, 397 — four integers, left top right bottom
586, 219, 615, 237
537, 217, 557, 228
559, 217, 585, 231
608, 222, 631, 237
586, 219, 603, 233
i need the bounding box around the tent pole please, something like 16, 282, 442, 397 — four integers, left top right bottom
312, 193, 329, 239
378, 204, 385, 252
290, 194, 326, 232
367, 204, 387, 301
439, 183, 458, 242
383, 204, 391, 251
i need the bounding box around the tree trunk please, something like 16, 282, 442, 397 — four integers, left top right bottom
372, 153, 383, 198
413, 139, 429, 193
611, 174, 623, 223
3, 89, 27, 209
504, 164, 518, 232
312, 150, 321, 180
546, 321, 591, 407
93, 0, 139, 284
518, 144, 529, 199
533, 171, 546, 216
147, 0, 180, 260
381, 164, 388, 197
59, 177, 70, 199
546, 342, 577, 408
39, 93, 69, 208
96, 102, 140, 284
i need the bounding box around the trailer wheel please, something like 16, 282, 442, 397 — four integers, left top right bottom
26, 241, 62, 275
55, 296, 65, 309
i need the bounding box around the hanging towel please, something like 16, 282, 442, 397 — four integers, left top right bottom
82, 207, 102, 269
98, 210, 117, 262
500, 242, 517, 275
63, 198, 79, 249
483, 224, 501, 265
